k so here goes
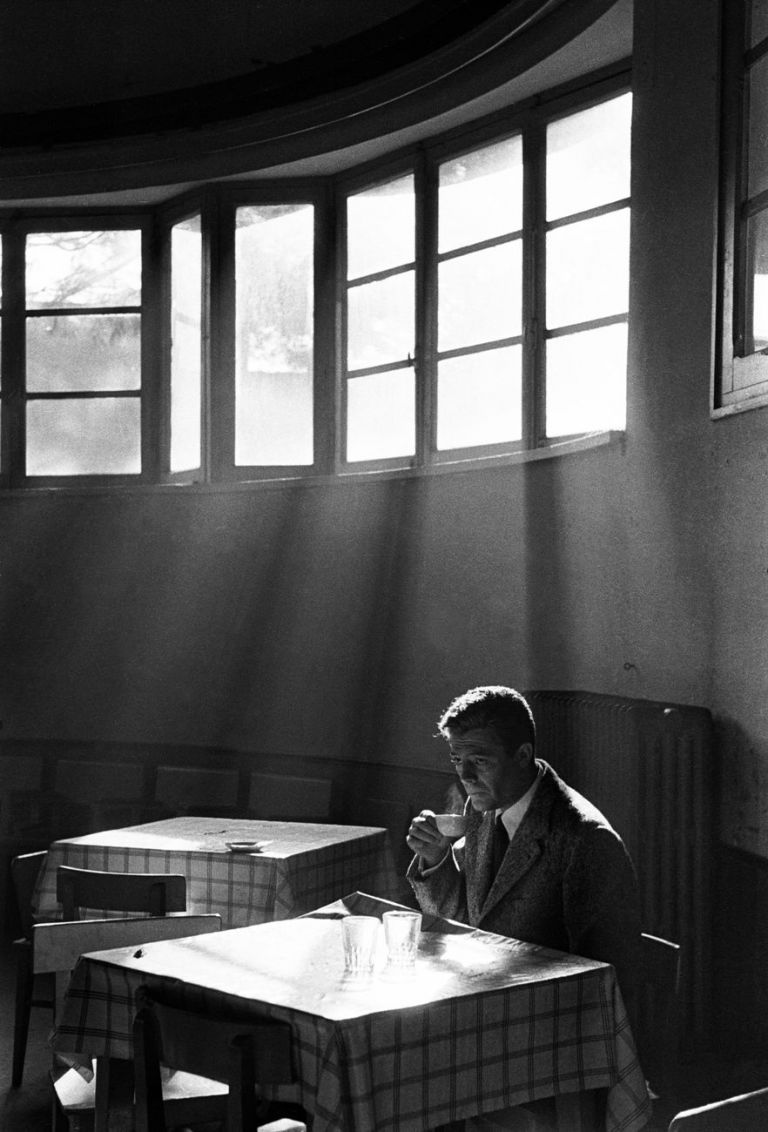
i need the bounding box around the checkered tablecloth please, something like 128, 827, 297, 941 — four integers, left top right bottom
54, 894, 651, 1132
33, 817, 398, 929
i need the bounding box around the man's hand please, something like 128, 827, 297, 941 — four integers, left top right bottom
406, 809, 451, 868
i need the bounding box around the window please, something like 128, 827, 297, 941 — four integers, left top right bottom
235, 203, 315, 468
0, 220, 145, 484
169, 214, 202, 475
717, 0, 768, 412
339, 83, 630, 470
343, 174, 416, 463
0, 70, 629, 488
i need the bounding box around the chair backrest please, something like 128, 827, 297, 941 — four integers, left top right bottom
636, 931, 681, 1088
133, 985, 296, 1132
56, 865, 187, 921
11, 850, 47, 938
33, 913, 221, 1018
668, 1086, 768, 1130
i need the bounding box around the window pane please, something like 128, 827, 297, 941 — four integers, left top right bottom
547, 93, 632, 221
26, 230, 141, 309
437, 346, 522, 449
748, 53, 768, 198
347, 271, 415, 371
746, 208, 768, 350
546, 322, 627, 436
26, 397, 141, 475
26, 314, 140, 393
438, 241, 522, 352
546, 209, 629, 329
235, 204, 314, 466
438, 136, 523, 253
346, 370, 415, 461
170, 217, 202, 473
347, 175, 414, 279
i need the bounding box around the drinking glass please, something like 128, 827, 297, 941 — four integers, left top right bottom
341, 915, 380, 974
382, 910, 422, 969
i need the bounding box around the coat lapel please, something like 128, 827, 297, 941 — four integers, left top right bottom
471, 765, 558, 922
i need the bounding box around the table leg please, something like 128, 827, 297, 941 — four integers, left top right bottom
94, 1056, 135, 1132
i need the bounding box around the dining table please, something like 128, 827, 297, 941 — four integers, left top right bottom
53, 891, 652, 1132
32, 816, 399, 928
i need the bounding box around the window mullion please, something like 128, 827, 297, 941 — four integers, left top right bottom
416, 153, 434, 467
3, 229, 26, 486
313, 182, 336, 476
207, 190, 231, 482
523, 121, 547, 448
141, 222, 162, 483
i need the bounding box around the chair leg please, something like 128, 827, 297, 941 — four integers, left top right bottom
12, 943, 33, 1088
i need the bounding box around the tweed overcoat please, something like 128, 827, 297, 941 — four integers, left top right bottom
406, 760, 641, 1010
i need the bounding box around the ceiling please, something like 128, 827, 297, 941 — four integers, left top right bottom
0, 0, 632, 201
2, 0, 428, 114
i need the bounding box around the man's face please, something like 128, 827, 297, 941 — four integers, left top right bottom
447, 725, 532, 811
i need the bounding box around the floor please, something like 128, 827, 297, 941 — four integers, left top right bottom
2, 937, 768, 1132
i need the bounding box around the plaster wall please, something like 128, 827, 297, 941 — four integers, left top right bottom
0, 0, 763, 873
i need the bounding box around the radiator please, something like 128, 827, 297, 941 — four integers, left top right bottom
525, 689, 714, 1053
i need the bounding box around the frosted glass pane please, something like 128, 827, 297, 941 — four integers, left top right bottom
546, 323, 627, 437
437, 346, 522, 450
346, 370, 415, 461
27, 397, 141, 475
235, 203, 314, 466
438, 241, 522, 352
347, 175, 415, 279
236, 371, 313, 465
747, 209, 768, 350
547, 93, 632, 221
170, 217, 202, 473
547, 209, 629, 330
347, 272, 415, 370
749, 54, 768, 198
438, 136, 523, 253
26, 230, 141, 309
27, 314, 140, 392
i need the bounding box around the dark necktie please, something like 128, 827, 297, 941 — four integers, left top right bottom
490, 814, 509, 878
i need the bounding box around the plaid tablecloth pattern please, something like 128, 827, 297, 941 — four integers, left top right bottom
54, 900, 651, 1132
34, 817, 398, 929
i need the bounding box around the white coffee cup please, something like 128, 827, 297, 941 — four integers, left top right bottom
434, 813, 468, 839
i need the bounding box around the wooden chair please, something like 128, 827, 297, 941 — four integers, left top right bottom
668, 1086, 768, 1130
637, 932, 681, 1098
10, 849, 55, 1088
133, 984, 308, 1132
34, 914, 223, 1132
56, 864, 187, 921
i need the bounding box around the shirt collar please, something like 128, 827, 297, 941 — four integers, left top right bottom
496, 760, 543, 839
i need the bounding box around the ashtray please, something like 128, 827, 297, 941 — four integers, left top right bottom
225, 840, 272, 853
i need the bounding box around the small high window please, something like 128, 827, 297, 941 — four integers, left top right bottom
717, 0, 768, 412
338, 84, 630, 471
26, 227, 143, 477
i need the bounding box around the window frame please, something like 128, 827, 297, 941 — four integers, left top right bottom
715, 0, 768, 415
335, 66, 630, 474
209, 182, 334, 483
0, 61, 630, 491
0, 209, 153, 488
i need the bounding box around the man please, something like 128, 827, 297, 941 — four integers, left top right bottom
406, 684, 640, 1027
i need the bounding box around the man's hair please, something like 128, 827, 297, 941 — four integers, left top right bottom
437, 685, 536, 755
